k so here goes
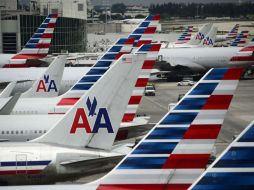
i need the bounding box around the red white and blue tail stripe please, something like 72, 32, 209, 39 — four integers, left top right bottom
4, 14, 57, 68
226, 24, 240, 39
51, 15, 160, 114
0, 160, 51, 175
117, 44, 161, 140
230, 42, 254, 63
128, 15, 160, 48
96, 68, 243, 190
175, 26, 193, 44
190, 120, 254, 190
230, 31, 249, 47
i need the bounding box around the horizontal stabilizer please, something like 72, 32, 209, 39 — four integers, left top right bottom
0, 82, 16, 98
0, 93, 21, 115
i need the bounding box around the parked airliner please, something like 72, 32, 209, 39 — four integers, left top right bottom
0, 67, 243, 188
166, 23, 213, 48
158, 42, 254, 71
0, 51, 147, 185
215, 23, 240, 42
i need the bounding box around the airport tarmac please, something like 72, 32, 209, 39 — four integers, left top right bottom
138, 79, 254, 155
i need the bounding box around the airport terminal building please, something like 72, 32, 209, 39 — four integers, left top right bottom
0, 0, 88, 54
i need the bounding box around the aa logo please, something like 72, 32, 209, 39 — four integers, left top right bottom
70, 97, 113, 134
36, 75, 57, 92
203, 37, 213, 46
196, 32, 204, 40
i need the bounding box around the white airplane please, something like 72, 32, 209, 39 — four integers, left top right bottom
0, 15, 160, 95
166, 23, 213, 48
0, 55, 66, 101
215, 23, 240, 42
158, 42, 254, 71
0, 14, 57, 68
0, 43, 161, 143
0, 67, 243, 188
0, 14, 161, 115
0, 51, 147, 185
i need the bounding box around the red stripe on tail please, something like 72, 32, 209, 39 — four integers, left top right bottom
122, 113, 135, 122
142, 60, 156, 69
128, 96, 142, 105
223, 68, 244, 80
163, 154, 210, 169
135, 78, 149, 87
183, 124, 221, 139
202, 95, 233, 110
57, 98, 80, 106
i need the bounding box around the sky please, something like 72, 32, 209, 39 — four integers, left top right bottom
91, 0, 253, 6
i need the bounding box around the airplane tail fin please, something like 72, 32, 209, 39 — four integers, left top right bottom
201, 26, 218, 47
188, 23, 213, 45
9, 14, 58, 67
226, 24, 240, 39
128, 15, 160, 48
175, 26, 193, 44
230, 41, 254, 63
50, 15, 160, 114
0, 82, 16, 98
119, 44, 161, 127
96, 67, 243, 189
32, 52, 147, 149
190, 120, 254, 190
230, 30, 249, 47
21, 55, 66, 98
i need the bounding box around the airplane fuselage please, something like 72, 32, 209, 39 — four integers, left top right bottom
0, 67, 90, 95
158, 46, 252, 71
0, 143, 124, 185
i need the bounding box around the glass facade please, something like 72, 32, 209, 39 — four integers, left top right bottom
2, 33, 17, 53
20, 14, 87, 53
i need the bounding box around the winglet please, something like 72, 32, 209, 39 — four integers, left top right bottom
21, 55, 66, 98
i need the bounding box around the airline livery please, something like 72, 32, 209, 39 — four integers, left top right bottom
0, 14, 57, 68
0, 67, 243, 188
0, 49, 147, 185
158, 42, 254, 71
190, 120, 254, 189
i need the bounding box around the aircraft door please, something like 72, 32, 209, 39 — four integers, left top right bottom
16, 154, 27, 174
